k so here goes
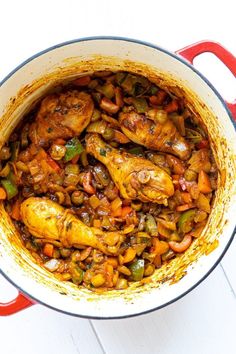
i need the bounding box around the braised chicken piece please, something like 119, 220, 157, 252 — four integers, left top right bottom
119, 111, 191, 160
29, 91, 94, 146
21, 197, 124, 255
86, 133, 174, 205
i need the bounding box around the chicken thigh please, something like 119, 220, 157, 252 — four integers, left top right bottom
29, 90, 94, 146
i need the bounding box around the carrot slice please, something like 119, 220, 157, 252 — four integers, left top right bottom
121, 206, 133, 218
176, 203, 194, 212
0, 187, 7, 200
43, 243, 54, 257
11, 199, 21, 220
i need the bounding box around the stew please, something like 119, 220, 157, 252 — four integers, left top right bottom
0, 71, 218, 291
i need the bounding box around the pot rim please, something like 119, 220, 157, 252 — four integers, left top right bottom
0, 36, 235, 319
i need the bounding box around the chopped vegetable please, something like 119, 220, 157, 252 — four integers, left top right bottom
10, 199, 21, 220
96, 83, 115, 99
132, 98, 148, 113
144, 263, 155, 276
145, 214, 157, 236
128, 146, 144, 156
129, 259, 144, 281
0, 187, 7, 200
89, 195, 100, 209
185, 128, 203, 143
1, 173, 18, 200
147, 109, 168, 124
150, 89, 167, 105
10, 141, 20, 161
188, 149, 211, 173
198, 170, 212, 193
164, 99, 179, 113
122, 248, 136, 264
115, 278, 128, 290
43, 243, 54, 257
0, 163, 11, 177
91, 109, 101, 122
91, 273, 105, 287
184, 169, 197, 182
121, 206, 133, 219
87, 120, 107, 134
64, 137, 83, 162
178, 209, 196, 234
151, 238, 169, 255
111, 197, 122, 212
102, 127, 115, 141
101, 113, 120, 127
64, 164, 80, 186
47, 157, 60, 172
71, 263, 84, 285
44, 259, 60, 272
196, 193, 211, 213
166, 155, 185, 175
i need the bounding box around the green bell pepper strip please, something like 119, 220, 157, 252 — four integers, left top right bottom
64, 138, 84, 162
129, 259, 145, 281
177, 209, 196, 234
1, 177, 18, 200
71, 263, 84, 285
10, 141, 20, 161
128, 146, 144, 156
145, 214, 158, 236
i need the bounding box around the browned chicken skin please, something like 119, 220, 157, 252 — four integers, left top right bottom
86, 134, 174, 205
29, 90, 94, 146
21, 197, 124, 255
119, 111, 191, 160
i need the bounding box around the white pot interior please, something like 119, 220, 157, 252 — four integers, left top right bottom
0, 38, 235, 318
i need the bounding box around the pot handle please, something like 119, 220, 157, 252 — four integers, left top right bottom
0, 292, 34, 316
176, 40, 236, 121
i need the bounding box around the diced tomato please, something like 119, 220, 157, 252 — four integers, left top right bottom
196, 139, 209, 149
164, 99, 179, 113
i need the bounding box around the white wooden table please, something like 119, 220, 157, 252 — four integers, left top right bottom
0, 1, 235, 353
